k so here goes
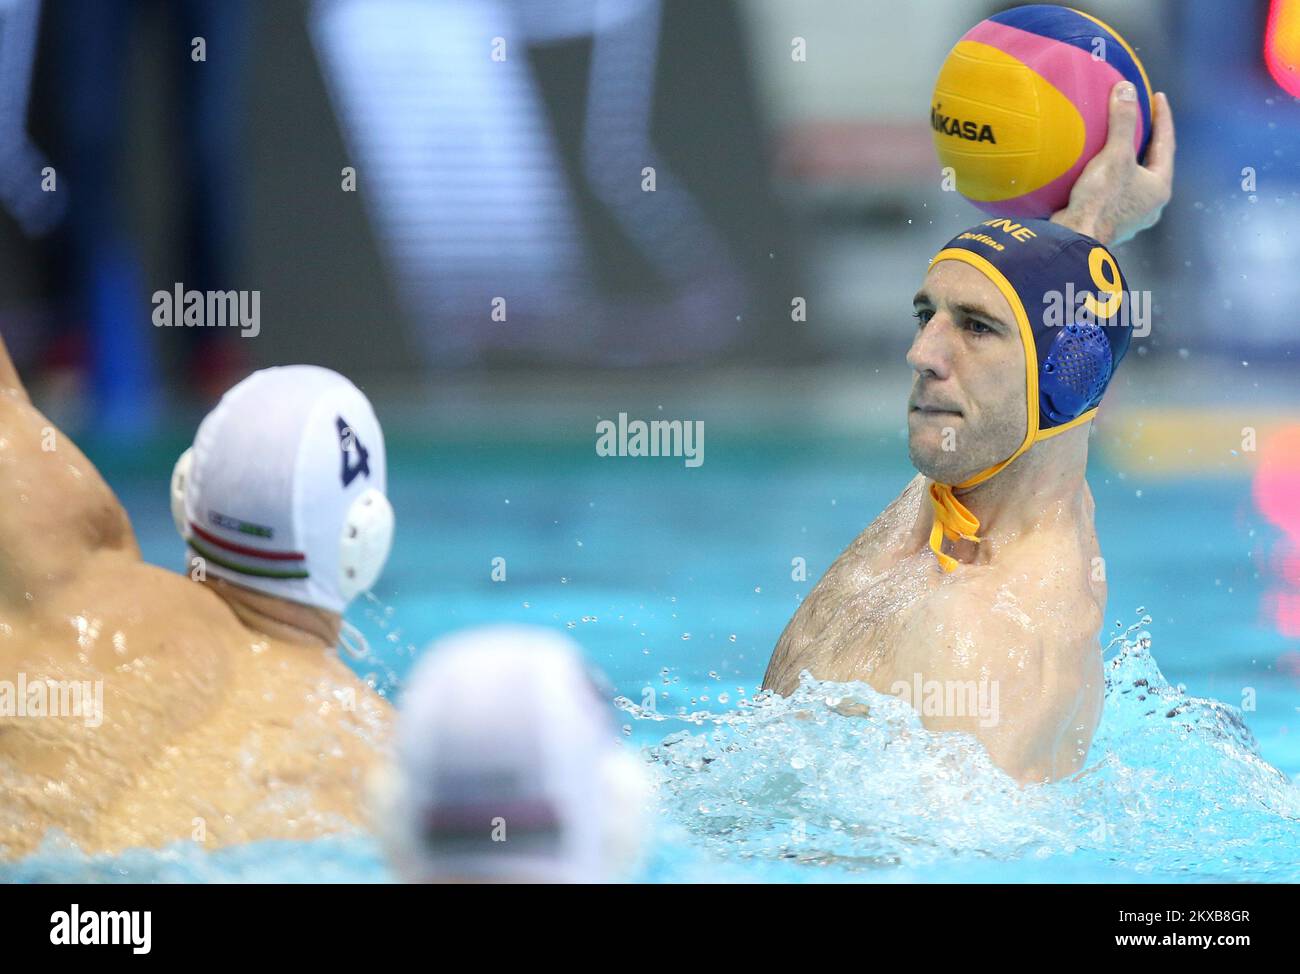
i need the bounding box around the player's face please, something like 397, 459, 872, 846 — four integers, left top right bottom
906, 260, 1028, 483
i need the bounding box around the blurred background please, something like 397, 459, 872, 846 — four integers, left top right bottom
2, 0, 1296, 401
0, 0, 1297, 769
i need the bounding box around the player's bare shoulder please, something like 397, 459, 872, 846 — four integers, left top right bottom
764, 474, 928, 691
815, 473, 928, 593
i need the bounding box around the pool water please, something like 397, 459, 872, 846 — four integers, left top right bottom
5, 430, 1298, 882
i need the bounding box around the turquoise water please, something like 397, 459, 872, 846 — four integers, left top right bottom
5, 432, 1298, 882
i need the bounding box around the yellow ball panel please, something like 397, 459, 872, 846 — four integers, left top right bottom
932, 40, 1087, 202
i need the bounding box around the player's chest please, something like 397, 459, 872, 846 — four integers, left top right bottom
815, 553, 952, 683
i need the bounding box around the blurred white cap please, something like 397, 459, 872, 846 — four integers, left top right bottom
377, 625, 648, 883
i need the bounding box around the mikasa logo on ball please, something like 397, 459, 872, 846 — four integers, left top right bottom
930, 102, 996, 143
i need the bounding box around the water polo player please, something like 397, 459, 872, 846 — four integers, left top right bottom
763, 81, 1175, 783
0, 354, 394, 858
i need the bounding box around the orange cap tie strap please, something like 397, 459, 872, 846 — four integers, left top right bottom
928, 481, 982, 573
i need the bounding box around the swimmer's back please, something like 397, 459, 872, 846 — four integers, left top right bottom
0, 555, 389, 858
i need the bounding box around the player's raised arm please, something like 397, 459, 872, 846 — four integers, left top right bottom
921, 606, 1104, 784
0, 327, 31, 405
0, 329, 138, 605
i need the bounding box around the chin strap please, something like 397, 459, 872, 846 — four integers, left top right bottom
925, 410, 1099, 572
928, 481, 982, 573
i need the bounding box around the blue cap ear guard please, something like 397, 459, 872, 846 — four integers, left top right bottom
1040, 321, 1114, 426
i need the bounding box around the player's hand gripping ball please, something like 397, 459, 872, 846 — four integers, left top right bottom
931, 4, 1152, 218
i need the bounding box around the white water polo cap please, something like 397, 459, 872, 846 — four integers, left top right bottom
170, 365, 394, 614
378, 625, 649, 884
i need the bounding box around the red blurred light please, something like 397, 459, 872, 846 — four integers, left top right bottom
1254, 424, 1300, 637
1265, 0, 1300, 97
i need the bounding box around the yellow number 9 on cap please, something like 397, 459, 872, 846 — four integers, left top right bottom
1084, 246, 1123, 320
